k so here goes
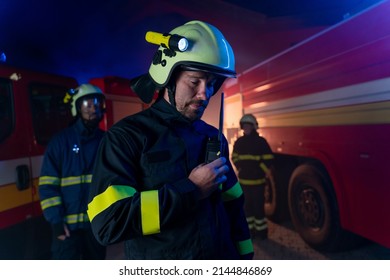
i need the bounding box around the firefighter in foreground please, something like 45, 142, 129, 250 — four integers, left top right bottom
87, 20, 254, 259
232, 114, 274, 240
39, 84, 106, 259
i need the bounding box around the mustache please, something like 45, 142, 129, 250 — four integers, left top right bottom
188, 100, 208, 107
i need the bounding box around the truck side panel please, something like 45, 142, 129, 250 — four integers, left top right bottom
224, 1, 390, 248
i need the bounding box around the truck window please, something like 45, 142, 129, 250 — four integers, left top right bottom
30, 83, 73, 145
0, 78, 14, 143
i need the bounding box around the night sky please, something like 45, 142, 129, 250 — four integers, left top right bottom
0, 0, 381, 83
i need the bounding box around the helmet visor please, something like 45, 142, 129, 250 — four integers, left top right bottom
78, 96, 105, 120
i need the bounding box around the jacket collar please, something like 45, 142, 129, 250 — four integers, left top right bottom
151, 97, 193, 126
73, 118, 99, 137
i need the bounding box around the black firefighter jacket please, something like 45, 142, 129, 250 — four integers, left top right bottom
87, 98, 253, 259
39, 118, 105, 236
232, 131, 274, 186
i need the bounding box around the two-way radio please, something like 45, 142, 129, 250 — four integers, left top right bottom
205, 92, 225, 163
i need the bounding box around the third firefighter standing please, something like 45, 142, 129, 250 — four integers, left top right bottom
232, 114, 274, 240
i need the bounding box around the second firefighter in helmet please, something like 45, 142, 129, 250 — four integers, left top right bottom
38, 83, 107, 259
88, 21, 254, 259
232, 114, 274, 240
65, 83, 106, 131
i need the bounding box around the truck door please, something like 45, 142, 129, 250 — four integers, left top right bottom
0, 69, 76, 259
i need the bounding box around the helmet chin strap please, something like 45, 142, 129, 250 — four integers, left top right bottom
166, 82, 176, 108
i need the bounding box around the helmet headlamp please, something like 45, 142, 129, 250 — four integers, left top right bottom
146, 31, 188, 52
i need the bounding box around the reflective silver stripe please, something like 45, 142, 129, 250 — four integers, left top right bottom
234, 154, 261, 161
39, 174, 92, 187
40, 196, 62, 210
262, 154, 274, 160
60, 174, 92, 187
65, 213, 89, 224
39, 176, 60, 186
255, 217, 268, 231
260, 162, 269, 173
239, 178, 266, 185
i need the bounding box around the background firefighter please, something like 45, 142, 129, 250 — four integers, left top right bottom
232, 114, 274, 240
38, 84, 107, 259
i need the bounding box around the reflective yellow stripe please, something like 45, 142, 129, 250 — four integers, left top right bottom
87, 185, 137, 221
232, 153, 273, 162
255, 217, 267, 225
254, 217, 268, 230
262, 154, 274, 160
231, 153, 238, 163
39, 176, 60, 186
239, 178, 266, 185
260, 162, 269, 173
40, 196, 62, 210
61, 174, 92, 187
141, 190, 160, 235
235, 154, 261, 161
65, 213, 89, 224
39, 175, 92, 187
221, 182, 243, 202
246, 216, 255, 223
236, 239, 254, 255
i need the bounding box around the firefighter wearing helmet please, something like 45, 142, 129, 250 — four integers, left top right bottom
130, 20, 236, 106
88, 21, 254, 259
240, 114, 258, 130
67, 83, 106, 130
232, 114, 274, 240
38, 84, 106, 259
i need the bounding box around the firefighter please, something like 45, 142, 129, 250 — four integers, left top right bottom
38, 84, 106, 259
87, 20, 254, 259
232, 114, 274, 240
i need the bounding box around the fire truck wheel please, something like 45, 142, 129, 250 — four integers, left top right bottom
264, 166, 287, 222
288, 163, 344, 252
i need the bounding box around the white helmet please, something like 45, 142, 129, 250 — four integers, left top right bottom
240, 114, 258, 129
64, 84, 105, 117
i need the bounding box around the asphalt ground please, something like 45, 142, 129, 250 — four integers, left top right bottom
106, 220, 390, 260
252, 220, 390, 260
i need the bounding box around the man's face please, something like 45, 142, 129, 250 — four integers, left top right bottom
169, 70, 218, 121
79, 96, 105, 123
242, 123, 255, 135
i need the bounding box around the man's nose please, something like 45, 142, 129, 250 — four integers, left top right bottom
88, 104, 97, 112
196, 85, 212, 100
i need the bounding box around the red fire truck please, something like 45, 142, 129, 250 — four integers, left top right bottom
223, 0, 390, 251
0, 65, 144, 259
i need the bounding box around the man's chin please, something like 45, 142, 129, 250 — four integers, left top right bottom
83, 118, 101, 129
185, 111, 203, 121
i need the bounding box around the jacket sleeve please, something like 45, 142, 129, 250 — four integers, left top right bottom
221, 137, 254, 259
231, 139, 242, 169
259, 137, 275, 174
87, 127, 200, 245
38, 135, 65, 235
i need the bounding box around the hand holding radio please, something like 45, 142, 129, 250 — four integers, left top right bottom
189, 157, 229, 199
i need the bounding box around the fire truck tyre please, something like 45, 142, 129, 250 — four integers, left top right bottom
288, 164, 344, 252
264, 166, 287, 222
